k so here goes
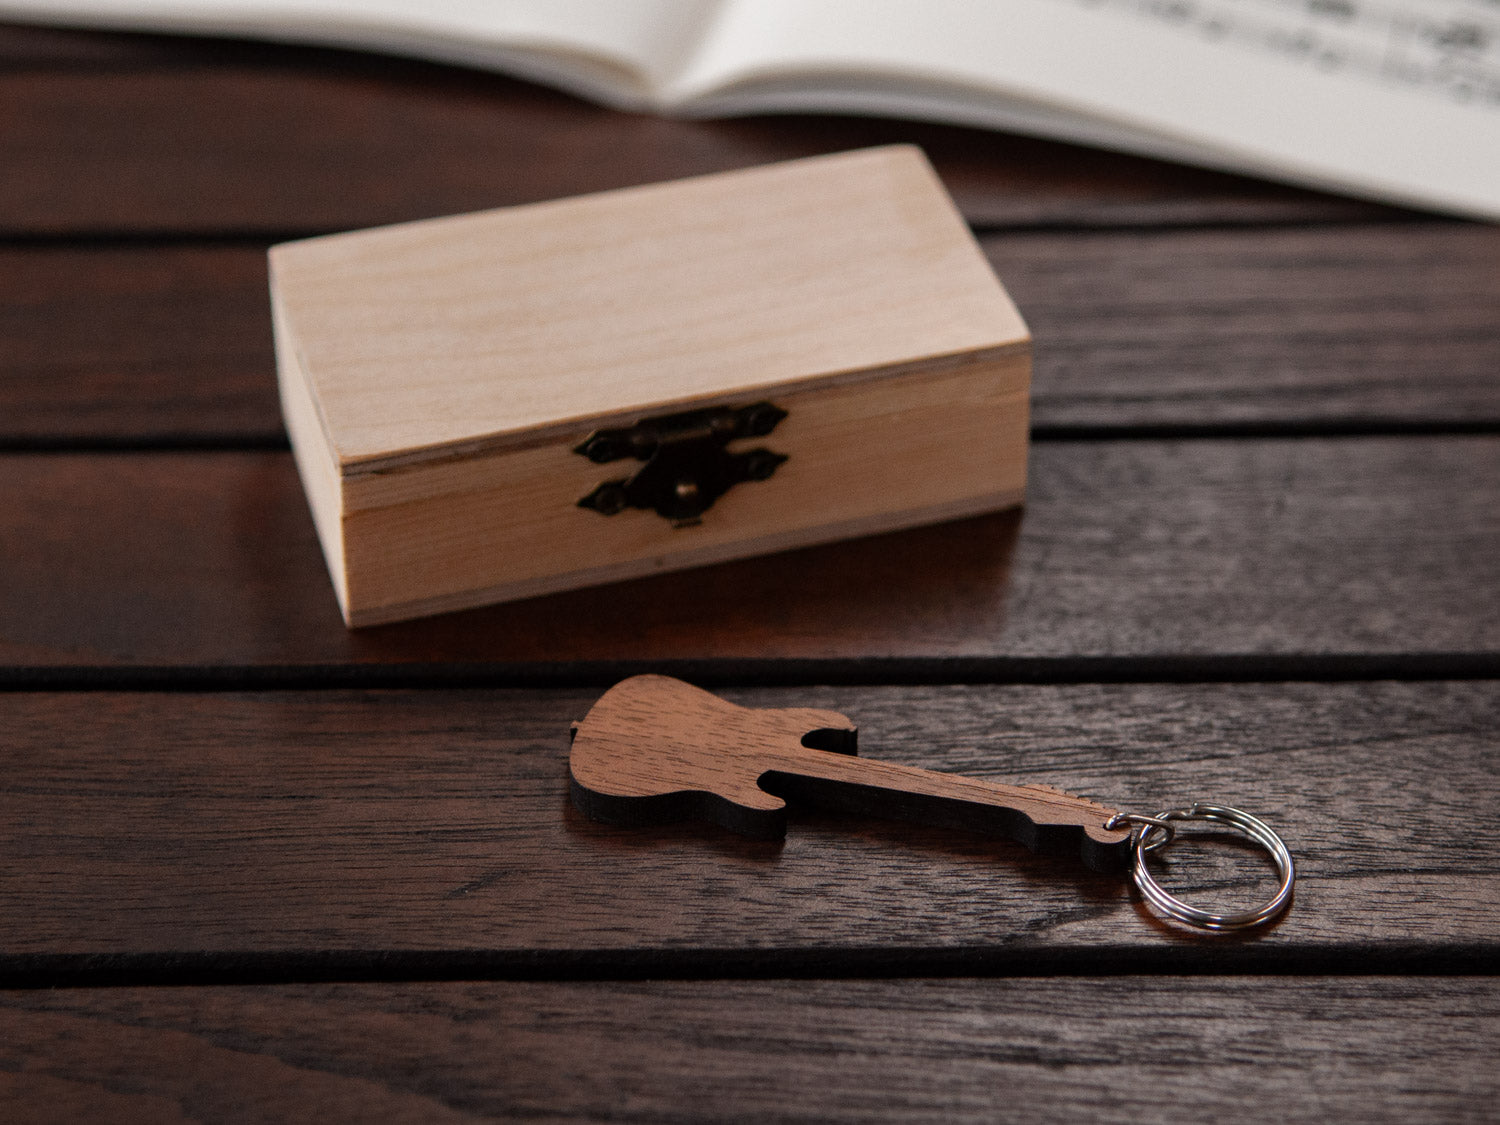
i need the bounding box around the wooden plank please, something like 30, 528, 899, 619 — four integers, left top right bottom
2, 977, 1495, 1121
0, 683, 1494, 971
7, 223, 1499, 446
997, 222, 1500, 431
0, 65, 1399, 236
0, 438, 1495, 670
0, 245, 273, 442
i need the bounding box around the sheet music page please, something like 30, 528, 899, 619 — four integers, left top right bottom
1062, 0, 1499, 106
677, 0, 1500, 218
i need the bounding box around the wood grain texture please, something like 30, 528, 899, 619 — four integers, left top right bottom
0, 245, 274, 443
332, 358, 1027, 626
0, 683, 1494, 970
7, 222, 1498, 446
996, 222, 1500, 431
273, 146, 1024, 464
0, 242, 749, 443
2, 977, 1496, 1123
271, 146, 1030, 623
0, 57, 1402, 237
568, 675, 1128, 863
0, 438, 1494, 669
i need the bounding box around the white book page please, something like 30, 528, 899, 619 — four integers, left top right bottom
674, 0, 1500, 219
0, 0, 723, 104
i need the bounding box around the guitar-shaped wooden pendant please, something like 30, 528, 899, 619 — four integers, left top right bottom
569, 675, 1132, 870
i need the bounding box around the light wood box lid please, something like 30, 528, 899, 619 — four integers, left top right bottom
269, 145, 1028, 476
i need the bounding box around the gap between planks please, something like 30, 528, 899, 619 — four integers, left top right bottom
2, 656, 1500, 693
0, 211, 1455, 247
2, 942, 1495, 991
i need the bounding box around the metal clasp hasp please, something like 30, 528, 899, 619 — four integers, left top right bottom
575, 401, 788, 526
1104, 804, 1295, 932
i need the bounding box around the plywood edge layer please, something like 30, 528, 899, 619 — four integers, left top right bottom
344, 489, 1025, 629
337, 341, 1031, 481
271, 285, 349, 615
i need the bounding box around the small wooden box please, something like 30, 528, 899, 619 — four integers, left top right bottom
270, 146, 1030, 626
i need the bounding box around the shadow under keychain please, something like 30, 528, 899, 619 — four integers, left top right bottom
568, 676, 1294, 933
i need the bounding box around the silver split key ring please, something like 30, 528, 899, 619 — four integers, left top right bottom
1105, 804, 1295, 931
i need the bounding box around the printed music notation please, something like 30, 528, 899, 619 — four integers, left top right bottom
1059, 0, 1500, 106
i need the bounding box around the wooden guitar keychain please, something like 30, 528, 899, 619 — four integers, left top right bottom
569, 675, 1294, 932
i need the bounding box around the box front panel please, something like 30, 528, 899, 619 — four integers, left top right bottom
338, 354, 1028, 626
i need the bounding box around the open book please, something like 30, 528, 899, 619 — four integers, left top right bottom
6, 0, 1498, 219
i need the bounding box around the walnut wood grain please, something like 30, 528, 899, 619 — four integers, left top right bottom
7, 222, 1497, 446
569, 675, 1129, 866
0, 57, 1400, 236
0, 438, 1494, 670
0, 683, 1493, 974
1, 977, 1495, 1122
997, 222, 1500, 431
0, 245, 274, 443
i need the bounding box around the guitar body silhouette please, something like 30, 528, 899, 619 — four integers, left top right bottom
569, 675, 1131, 870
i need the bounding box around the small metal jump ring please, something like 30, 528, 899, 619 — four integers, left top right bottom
1103, 811, 1177, 851
1126, 803, 1294, 932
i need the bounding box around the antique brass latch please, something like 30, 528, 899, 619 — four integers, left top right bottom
575, 401, 788, 526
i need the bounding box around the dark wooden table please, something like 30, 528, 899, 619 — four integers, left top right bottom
2, 22, 1497, 1121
